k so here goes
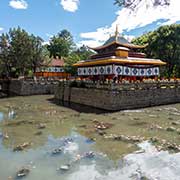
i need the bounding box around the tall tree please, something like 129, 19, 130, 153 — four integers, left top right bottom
9, 27, 33, 76
132, 24, 180, 77
0, 33, 11, 77
63, 45, 94, 75
30, 35, 44, 73
64, 53, 81, 75
47, 29, 74, 58
0, 27, 45, 78
74, 45, 94, 60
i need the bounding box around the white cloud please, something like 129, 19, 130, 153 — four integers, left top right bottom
77, 40, 102, 48
9, 0, 28, 10
60, 0, 79, 12
42, 41, 50, 46
79, 0, 180, 47
113, 0, 180, 31
0, 27, 4, 31
123, 35, 135, 42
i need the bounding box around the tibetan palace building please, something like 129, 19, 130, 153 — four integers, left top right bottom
74, 27, 166, 81
35, 58, 70, 78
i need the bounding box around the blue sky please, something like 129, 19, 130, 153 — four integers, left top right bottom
0, 0, 180, 47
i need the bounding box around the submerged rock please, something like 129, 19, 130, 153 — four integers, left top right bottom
150, 137, 159, 143
34, 131, 42, 136
58, 164, 70, 171
13, 142, 31, 152
63, 138, 74, 145
85, 138, 95, 144
105, 134, 145, 143
155, 139, 180, 152
166, 143, 180, 151
111, 117, 118, 120
168, 117, 174, 120
149, 124, 163, 130
166, 127, 176, 132
79, 124, 87, 128
0, 133, 9, 139
149, 114, 158, 118
52, 147, 62, 155
27, 120, 34, 124
37, 123, 46, 129
16, 168, 30, 178
160, 142, 180, 152
6, 120, 35, 126
93, 120, 113, 130
96, 129, 106, 136
6, 120, 26, 126
84, 151, 95, 158
133, 117, 140, 120
171, 121, 180, 125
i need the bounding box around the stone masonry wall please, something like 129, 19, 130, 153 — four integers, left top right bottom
55, 82, 180, 111
9, 80, 58, 96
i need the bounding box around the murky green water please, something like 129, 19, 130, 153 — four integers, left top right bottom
0, 95, 180, 180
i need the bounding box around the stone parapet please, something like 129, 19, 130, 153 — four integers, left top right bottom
55, 81, 180, 111
0, 79, 59, 96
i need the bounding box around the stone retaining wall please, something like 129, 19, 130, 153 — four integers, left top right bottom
0, 79, 58, 96
55, 81, 180, 111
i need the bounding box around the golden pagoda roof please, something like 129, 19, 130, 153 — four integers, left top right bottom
73, 56, 166, 67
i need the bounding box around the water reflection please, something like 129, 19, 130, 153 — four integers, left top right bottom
8, 107, 16, 119
1, 131, 180, 180
0, 132, 114, 180
0, 95, 180, 179
0, 112, 4, 122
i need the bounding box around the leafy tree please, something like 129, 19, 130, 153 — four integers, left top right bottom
132, 24, 180, 77
47, 30, 94, 75
0, 33, 11, 77
47, 29, 74, 58
41, 44, 51, 65
64, 53, 81, 75
114, 0, 132, 7
114, 0, 170, 9
64, 45, 94, 75
29, 35, 44, 73
74, 45, 94, 60
8, 27, 32, 76
58, 29, 73, 43
0, 27, 45, 78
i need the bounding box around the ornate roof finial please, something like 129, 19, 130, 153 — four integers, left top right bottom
115, 24, 119, 41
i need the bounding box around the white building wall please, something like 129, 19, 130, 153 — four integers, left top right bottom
78, 65, 160, 77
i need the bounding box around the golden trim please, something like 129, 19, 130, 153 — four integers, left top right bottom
73, 58, 166, 67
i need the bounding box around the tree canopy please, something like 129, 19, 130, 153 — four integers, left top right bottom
0, 27, 95, 78
47, 29, 74, 59
0, 27, 44, 78
2, 24, 179, 78
132, 24, 180, 77
47, 29, 94, 75
114, 0, 170, 10
64, 45, 94, 75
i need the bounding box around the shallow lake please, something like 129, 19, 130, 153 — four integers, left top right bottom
0, 112, 4, 122
0, 95, 180, 180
